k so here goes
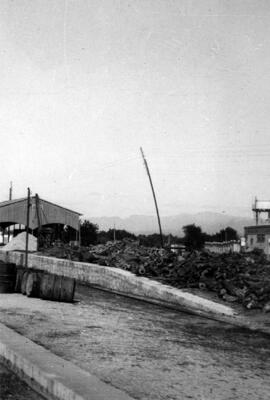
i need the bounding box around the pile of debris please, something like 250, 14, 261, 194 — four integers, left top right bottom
40, 240, 270, 310
169, 250, 270, 311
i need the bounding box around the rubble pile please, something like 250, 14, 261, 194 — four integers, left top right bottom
41, 240, 270, 310
170, 250, 270, 311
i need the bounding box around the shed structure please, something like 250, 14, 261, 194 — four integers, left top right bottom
0, 196, 81, 231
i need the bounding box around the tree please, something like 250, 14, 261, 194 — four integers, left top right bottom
223, 227, 238, 241
183, 224, 205, 250
80, 220, 99, 246
204, 226, 238, 242
97, 229, 136, 244
138, 233, 183, 248
138, 233, 163, 248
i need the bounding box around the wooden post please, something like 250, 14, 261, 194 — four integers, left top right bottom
25, 188, 31, 269
78, 221, 81, 247
7, 181, 12, 242
140, 147, 164, 248
35, 194, 42, 251
113, 223, 116, 242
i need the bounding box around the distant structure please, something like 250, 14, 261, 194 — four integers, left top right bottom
245, 197, 270, 257
252, 197, 270, 225
205, 240, 241, 254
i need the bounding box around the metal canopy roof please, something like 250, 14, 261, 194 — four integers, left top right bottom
0, 196, 81, 231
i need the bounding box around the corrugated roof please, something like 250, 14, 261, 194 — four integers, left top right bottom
0, 196, 82, 230
0, 198, 26, 207
0, 197, 82, 215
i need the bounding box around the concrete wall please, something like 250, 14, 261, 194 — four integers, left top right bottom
246, 233, 270, 255
205, 241, 241, 254
0, 250, 236, 320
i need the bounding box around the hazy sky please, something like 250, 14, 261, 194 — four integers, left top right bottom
0, 0, 270, 218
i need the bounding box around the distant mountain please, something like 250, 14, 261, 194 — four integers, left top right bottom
88, 212, 254, 236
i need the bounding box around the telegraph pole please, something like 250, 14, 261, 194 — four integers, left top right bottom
9, 181, 12, 201
140, 147, 164, 247
7, 182, 12, 242
25, 188, 31, 269
113, 223, 116, 242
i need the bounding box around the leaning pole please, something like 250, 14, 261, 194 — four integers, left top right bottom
140, 147, 164, 248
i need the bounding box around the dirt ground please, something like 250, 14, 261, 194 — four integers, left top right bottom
0, 285, 270, 400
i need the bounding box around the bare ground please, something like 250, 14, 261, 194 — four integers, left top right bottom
0, 285, 270, 400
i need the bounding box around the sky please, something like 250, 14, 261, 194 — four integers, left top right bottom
0, 0, 270, 219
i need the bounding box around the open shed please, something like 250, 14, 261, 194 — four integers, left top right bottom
0, 195, 81, 232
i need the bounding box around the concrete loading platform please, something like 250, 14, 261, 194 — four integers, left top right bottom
0, 286, 270, 400
0, 322, 134, 400
0, 251, 270, 399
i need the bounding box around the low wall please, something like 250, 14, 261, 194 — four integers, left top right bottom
0, 250, 237, 321
205, 240, 241, 254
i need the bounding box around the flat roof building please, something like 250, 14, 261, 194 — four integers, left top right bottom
244, 225, 270, 257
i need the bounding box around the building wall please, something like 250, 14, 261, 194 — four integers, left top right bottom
244, 225, 270, 256
205, 241, 241, 254
246, 232, 270, 254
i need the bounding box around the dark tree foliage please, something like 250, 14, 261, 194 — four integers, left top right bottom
62, 226, 76, 243
183, 224, 205, 250
97, 230, 183, 247
138, 233, 163, 248
222, 227, 238, 241
138, 233, 183, 248
80, 220, 99, 246
97, 229, 136, 244
204, 226, 238, 242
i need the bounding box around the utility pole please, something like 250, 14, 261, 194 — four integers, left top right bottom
7, 182, 12, 242
9, 181, 12, 201
25, 188, 31, 269
113, 223, 116, 242
35, 194, 42, 250
140, 147, 164, 248
78, 221, 81, 247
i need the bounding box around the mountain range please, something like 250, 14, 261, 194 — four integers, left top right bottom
89, 212, 255, 236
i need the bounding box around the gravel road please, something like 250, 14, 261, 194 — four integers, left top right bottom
0, 285, 269, 400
